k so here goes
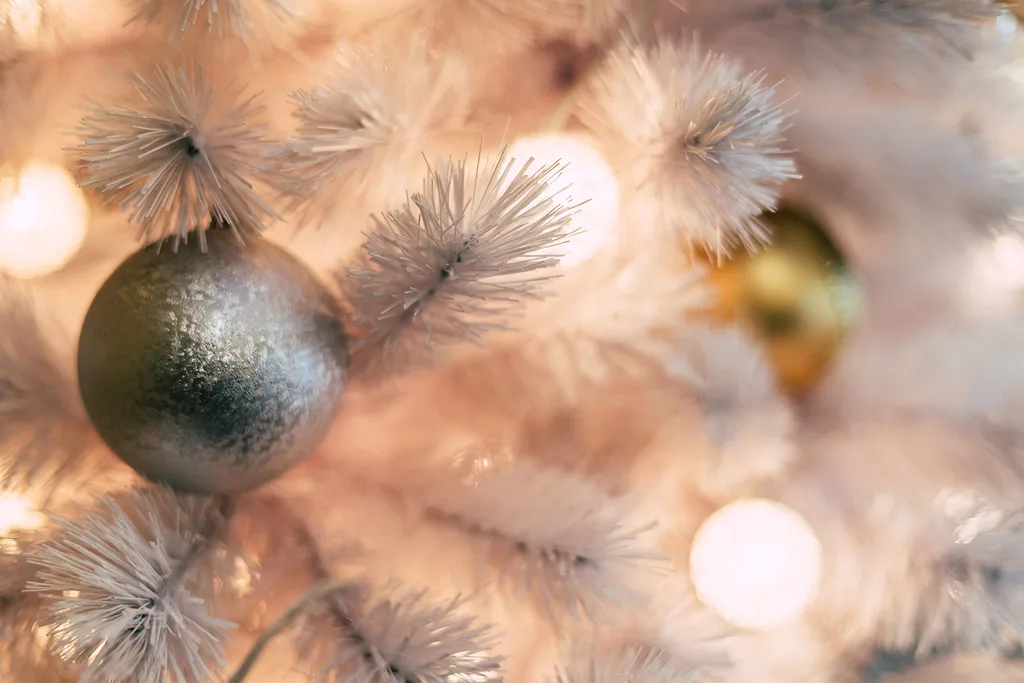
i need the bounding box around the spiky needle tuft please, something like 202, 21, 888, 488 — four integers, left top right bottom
27, 486, 235, 683
579, 37, 796, 255
915, 507, 1024, 657
276, 43, 470, 229
553, 647, 699, 683
419, 456, 661, 622
343, 149, 573, 373
0, 281, 94, 489
700, 0, 1006, 81
298, 587, 502, 683
129, 0, 288, 39
75, 61, 282, 248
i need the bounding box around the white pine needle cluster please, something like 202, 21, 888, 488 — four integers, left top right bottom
343, 149, 573, 373
0, 530, 50, 679
553, 647, 699, 683
75, 61, 282, 248
669, 325, 796, 494
918, 509, 1024, 656
27, 486, 234, 683
579, 37, 796, 254
700, 0, 1005, 80
0, 281, 94, 488
297, 588, 501, 683
129, 0, 289, 39
378, 0, 623, 52
418, 457, 661, 621
276, 43, 470, 229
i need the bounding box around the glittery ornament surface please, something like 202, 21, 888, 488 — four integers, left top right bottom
77, 229, 349, 494
705, 205, 859, 393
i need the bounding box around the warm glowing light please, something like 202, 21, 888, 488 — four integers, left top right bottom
507, 133, 620, 267
0, 161, 89, 279
0, 492, 46, 535
2, 0, 45, 44
964, 233, 1024, 312
689, 498, 822, 631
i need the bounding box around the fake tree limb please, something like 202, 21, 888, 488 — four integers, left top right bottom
227, 577, 358, 683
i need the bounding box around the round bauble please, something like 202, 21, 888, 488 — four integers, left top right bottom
77, 228, 349, 495
704, 205, 859, 393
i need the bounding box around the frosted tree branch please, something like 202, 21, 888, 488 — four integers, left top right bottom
342, 148, 573, 374
579, 35, 796, 254
689, 0, 1005, 82
296, 587, 502, 683
27, 486, 236, 683
552, 646, 699, 683
74, 61, 283, 248
0, 530, 59, 681
128, 0, 290, 39
0, 281, 96, 490
668, 325, 797, 495
915, 507, 1024, 657
414, 456, 662, 622
275, 42, 471, 230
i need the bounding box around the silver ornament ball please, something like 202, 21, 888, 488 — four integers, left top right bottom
77, 229, 349, 495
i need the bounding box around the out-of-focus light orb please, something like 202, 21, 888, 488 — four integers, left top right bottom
0, 161, 89, 279
689, 498, 822, 631
964, 232, 1024, 312
507, 133, 620, 267
2, 0, 44, 44
0, 492, 45, 535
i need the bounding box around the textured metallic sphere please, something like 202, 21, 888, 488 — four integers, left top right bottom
77, 229, 349, 495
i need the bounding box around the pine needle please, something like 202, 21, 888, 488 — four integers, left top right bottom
128, 0, 289, 39
275, 42, 471, 230
553, 647, 699, 683
342, 148, 573, 374
418, 456, 662, 621
916, 508, 1024, 657
27, 486, 235, 683
74, 61, 282, 248
693, 0, 1004, 82
578, 36, 796, 256
0, 281, 94, 489
669, 325, 796, 494
0, 530, 51, 679
297, 588, 502, 683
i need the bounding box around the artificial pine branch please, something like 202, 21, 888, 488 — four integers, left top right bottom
0, 281, 96, 490
695, 0, 1005, 77
915, 508, 1024, 657
128, 0, 289, 39
0, 530, 66, 681
342, 148, 573, 374
227, 508, 503, 683
74, 61, 283, 249
670, 325, 797, 494
413, 456, 662, 622
27, 486, 236, 683
275, 42, 471, 230
578, 35, 796, 255
553, 646, 699, 683
297, 588, 502, 683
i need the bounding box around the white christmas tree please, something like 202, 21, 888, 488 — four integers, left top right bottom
1, 1, 1024, 682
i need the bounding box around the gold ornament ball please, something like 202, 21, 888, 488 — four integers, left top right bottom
77, 229, 350, 495
707, 206, 860, 393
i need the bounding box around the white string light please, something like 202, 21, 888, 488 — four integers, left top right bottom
0, 492, 46, 535
0, 161, 89, 279
689, 498, 822, 631
507, 133, 620, 267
